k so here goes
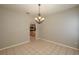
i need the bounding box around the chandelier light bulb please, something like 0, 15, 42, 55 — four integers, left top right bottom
41, 18, 44, 21
38, 16, 41, 19
35, 17, 38, 20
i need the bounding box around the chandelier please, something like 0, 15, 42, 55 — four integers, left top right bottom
35, 4, 45, 24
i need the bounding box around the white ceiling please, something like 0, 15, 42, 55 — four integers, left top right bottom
0, 4, 78, 16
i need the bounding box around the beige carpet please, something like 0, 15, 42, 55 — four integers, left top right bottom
0, 40, 79, 55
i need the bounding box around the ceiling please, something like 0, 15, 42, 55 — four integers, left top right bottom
0, 4, 78, 17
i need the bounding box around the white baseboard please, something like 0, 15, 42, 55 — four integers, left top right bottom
0, 38, 78, 51
41, 38, 79, 51
0, 40, 30, 51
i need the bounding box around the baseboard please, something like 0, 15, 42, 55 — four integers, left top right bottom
0, 38, 78, 51
41, 38, 79, 51
0, 40, 30, 51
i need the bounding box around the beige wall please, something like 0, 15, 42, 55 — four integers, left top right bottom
40, 7, 79, 48
0, 8, 32, 49
0, 5, 79, 49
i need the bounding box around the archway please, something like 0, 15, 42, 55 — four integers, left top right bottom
30, 23, 36, 41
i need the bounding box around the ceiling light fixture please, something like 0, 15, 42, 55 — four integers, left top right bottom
35, 4, 45, 24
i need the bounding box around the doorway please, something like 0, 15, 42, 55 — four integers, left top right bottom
30, 23, 36, 41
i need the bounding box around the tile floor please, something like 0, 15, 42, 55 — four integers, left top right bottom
0, 40, 79, 55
